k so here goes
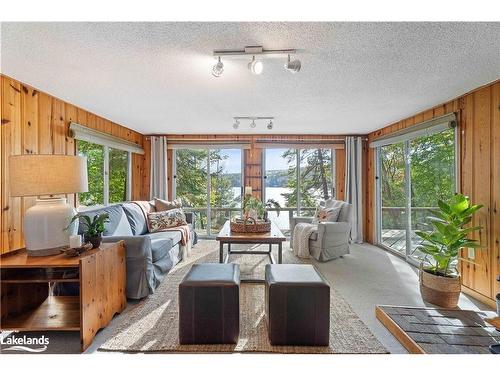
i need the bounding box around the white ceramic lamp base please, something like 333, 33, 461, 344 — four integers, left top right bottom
24, 197, 78, 256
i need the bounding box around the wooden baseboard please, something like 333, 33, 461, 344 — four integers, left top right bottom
461, 285, 496, 309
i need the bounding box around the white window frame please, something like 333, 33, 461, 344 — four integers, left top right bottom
77, 141, 132, 207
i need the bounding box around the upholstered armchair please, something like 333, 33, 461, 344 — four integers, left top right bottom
289, 199, 353, 262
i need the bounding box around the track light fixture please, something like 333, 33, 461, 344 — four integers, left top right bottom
233, 117, 274, 130
212, 46, 301, 76
248, 56, 263, 75
212, 56, 224, 77
284, 54, 301, 73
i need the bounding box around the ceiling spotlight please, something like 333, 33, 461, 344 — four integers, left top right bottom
233, 119, 240, 129
267, 120, 273, 130
248, 56, 263, 75
284, 54, 301, 73
212, 56, 224, 77
250, 119, 257, 128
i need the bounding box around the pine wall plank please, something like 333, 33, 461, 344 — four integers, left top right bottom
0, 74, 147, 254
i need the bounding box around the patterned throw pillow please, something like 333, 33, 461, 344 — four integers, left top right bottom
312, 206, 342, 224
147, 208, 188, 232
154, 197, 182, 212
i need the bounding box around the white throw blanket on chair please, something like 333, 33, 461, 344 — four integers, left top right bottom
292, 223, 318, 259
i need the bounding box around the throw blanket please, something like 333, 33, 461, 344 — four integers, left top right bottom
163, 224, 192, 259
292, 223, 318, 259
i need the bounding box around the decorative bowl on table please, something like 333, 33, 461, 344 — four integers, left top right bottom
62, 242, 93, 257
230, 217, 271, 233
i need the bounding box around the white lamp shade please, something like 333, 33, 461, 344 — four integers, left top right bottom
9, 155, 88, 197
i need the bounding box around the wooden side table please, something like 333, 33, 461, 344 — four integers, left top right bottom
0, 241, 126, 352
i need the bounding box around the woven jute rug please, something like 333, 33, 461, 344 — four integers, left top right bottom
99, 241, 387, 354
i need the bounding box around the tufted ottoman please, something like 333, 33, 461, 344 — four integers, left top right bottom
179, 263, 240, 344
265, 264, 330, 346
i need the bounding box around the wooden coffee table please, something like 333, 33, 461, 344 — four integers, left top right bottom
216, 220, 287, 267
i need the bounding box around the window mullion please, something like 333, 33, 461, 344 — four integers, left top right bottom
207, 150, 211, 236
296, 149, 300, 216
104, 146, 110, 205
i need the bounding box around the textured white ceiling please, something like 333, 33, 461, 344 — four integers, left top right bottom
1, 22, 499, 135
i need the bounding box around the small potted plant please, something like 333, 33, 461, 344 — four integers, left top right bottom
414, 194, 483, 308
67, 213, 110, 249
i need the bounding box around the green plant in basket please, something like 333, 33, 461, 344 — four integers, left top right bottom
414, 193, 483, 278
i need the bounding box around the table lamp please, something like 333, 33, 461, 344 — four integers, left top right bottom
9, 155, 88, 256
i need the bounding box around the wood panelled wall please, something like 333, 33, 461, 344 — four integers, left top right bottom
0, 75, 148, 254
143, 134, 347, 203
365, 80, 500, 307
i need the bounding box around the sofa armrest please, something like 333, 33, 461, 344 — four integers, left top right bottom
102, 235, 154, 299
290, 216, 313, 233
316, 221, 351, 247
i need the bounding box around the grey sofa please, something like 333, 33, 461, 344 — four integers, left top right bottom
289, 199, 352, 262
78, 201, 197, 299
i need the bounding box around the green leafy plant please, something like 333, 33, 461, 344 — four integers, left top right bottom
66, 213, 110, 238
415, 194, 483, 278
243, 196, 282, 220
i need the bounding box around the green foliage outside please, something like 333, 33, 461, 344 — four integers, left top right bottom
175, 149, 241, 232
77, 140, 128, 206
281, 148, 333, 214
381, 129, 455, 230
78, 140, 104, 206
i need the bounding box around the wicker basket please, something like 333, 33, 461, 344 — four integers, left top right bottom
230, 217, 271, 233
419, 269, 461, 308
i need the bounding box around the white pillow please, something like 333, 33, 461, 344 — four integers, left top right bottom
312, 206, 342, 224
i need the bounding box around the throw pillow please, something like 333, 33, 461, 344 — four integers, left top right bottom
154, 197, 182, 211
312, 206, 342, 224
147, 208, 188, 232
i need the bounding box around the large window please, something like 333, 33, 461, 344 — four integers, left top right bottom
174, 148, 242, 237
376, 127, 456, 264
264, 148, 335, 234
77, 140, 131, 207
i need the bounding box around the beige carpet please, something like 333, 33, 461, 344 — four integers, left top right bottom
99, 241, 388, 353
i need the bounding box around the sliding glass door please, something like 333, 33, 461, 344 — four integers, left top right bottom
264, 148, 335, 235
376, 127, 456, 264
174, 148, 242, 237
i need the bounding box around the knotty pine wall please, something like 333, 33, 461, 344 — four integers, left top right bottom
365, 80, 500, 307
0, 75, 148, 254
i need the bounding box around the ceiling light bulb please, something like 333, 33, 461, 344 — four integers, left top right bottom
212, 57, 224, 77
267, 120, 273, 130
250, 119, 257, 128
248, 56, 263, 75
233, 119, 240, 129
284, 54, 301, 73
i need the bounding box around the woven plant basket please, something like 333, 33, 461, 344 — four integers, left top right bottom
419, 269, 461, 308
230, 217, 271, 233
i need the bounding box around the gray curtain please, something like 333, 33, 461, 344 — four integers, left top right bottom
345, 136, 363, 243
150, 136, 168, 200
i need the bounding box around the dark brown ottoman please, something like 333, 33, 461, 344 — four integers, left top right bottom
265, 264, 330, 346
179, 263, 240, 344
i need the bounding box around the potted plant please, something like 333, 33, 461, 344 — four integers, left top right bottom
243, 196, 281, 221
67, 213, 110, 249
414, 194, 483, 308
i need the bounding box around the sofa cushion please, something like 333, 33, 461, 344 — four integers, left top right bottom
312, 206, 341, 224
147, 209, 187, 232
122, 202, 149, 235
78, 204, 133, 237
154, 197, 182, 212
148, 234, 173, 262
148, 230, 182, 246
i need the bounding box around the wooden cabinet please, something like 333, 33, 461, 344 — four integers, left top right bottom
0, 241, 126, 352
